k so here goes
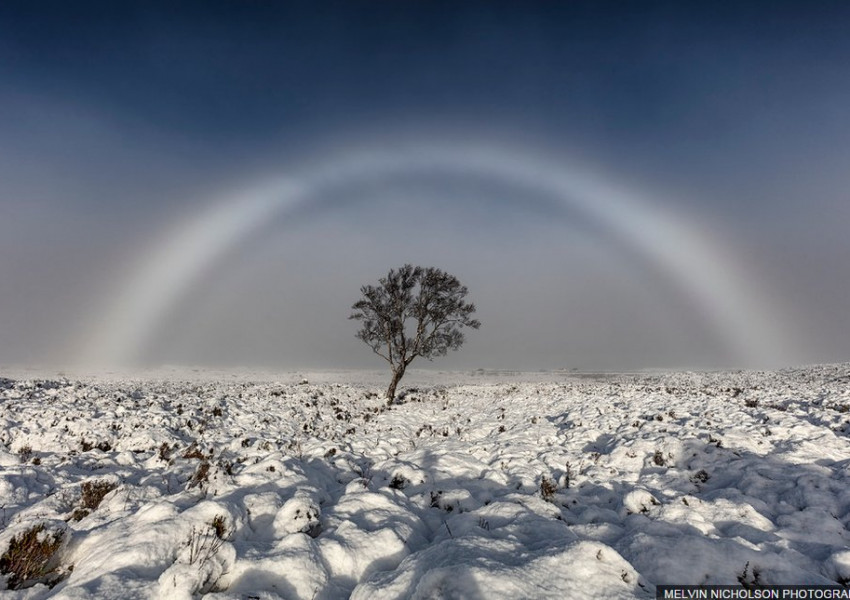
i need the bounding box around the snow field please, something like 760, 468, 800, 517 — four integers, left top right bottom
0, 365, 849, 598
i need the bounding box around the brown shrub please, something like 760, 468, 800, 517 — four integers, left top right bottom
540, 476, 557, 502
80, 480, 117, 511
17, 446, 32, 463
182, 443, 206, 460
189, 462, 210, 488
210, 515, 227, 540
158, 442, 172, 461
0, 524, 65, 590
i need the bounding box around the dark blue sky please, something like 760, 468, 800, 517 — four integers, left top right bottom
1, 2, 849, 370
3, 4, 846, 138
2, 2, 848, 218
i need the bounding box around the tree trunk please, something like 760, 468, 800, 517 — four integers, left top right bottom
386, 367, 405, 404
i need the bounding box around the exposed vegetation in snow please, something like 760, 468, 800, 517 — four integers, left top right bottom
1, 365, 849, 598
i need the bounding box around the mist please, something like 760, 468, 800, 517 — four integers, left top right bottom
1, 2, 849, 372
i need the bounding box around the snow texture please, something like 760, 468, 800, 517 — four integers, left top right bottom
1, 365, 849, 598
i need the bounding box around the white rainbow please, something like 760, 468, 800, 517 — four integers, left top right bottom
78, 142, 791, 368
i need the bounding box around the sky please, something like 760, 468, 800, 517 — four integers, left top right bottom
1, 1, 849, 372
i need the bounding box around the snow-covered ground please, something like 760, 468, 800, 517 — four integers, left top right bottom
1, 364, 850, 598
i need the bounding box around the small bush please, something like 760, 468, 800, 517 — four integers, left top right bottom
17, 446, 33, 463
218, 459, 234, 476
189, 462, 210, 488
69, 508, 89, 522
0, 524, 65, 590
210, 515, 228, 540
80, 480, 117, 511
186, 526, 223, 566
158, 442, 172, 461
389, 474, 407, 490
691, 469, 710, 484
182, 443, 205, 460
737, 561, 763, 589
540, 476, 557, 502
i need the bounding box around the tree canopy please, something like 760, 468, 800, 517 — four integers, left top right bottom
350, 265, 480, 401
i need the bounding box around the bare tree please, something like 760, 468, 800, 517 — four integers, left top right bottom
350, 265, 480, 403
